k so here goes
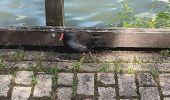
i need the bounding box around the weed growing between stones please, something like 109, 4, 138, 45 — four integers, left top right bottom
150, 68, 160, 78
0, 58, 5, 70
114, 63, 123, 73
132, 57, 143, 64
123, 66, 136, 74
160, 49, 170, 57
31, 74, 37, 86
72, 73, 78, 97
11, 70, 17, 82
71, 62, 80, 97
10, 50, 25, 61
98, 66, 111, 72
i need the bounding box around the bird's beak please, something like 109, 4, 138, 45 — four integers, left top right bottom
59, 32, 64, 41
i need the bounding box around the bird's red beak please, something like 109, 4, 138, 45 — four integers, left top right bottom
59, 32, 64, 41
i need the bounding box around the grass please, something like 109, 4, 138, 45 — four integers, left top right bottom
10, 50, 25, 61
160, 49, 170, 57
98, 66, 111, 72
31, 74, 37, 85
0, 58, 5, 70
132, 57, 143, 64
72, 59, 83, 72
150, 68, 159, 78
11, 70, 17, 82
123, 66, 136, 74
72, 73, 78, 97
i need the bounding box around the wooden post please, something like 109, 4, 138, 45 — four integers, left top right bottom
45, 0, 64, 26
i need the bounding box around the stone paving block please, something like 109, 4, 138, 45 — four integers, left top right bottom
11, 86, 31, 100
57, 87, 72, 100
157, 63, 170, 71
33, 74, 53, 97
121, 63, 155, 72
137, 73, 157, 86
159, 73, 170, 95
98, 87, 116, 100
118, 74, 137, 96
15, 71, 33, 85
97, 73, 115, 84
77, 73, 94, 95
139, 87, 160, 100
58, 73, 74, 86
0, 75, 12, 97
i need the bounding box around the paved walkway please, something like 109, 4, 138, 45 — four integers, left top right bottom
0, 49, 170, 100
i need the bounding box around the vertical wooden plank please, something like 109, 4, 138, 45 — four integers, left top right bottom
45, 0, 64, 26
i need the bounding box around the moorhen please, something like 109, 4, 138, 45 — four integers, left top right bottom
59, 32, 102, 52
59, 32, 87, 52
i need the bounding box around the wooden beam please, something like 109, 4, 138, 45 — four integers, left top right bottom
45, 0, 64, 26
0, 27, 170, 48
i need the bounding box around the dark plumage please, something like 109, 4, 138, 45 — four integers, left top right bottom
59, 32, 102, 52
59, 32, 87, 52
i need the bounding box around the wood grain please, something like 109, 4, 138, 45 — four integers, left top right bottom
0, 27, 170, 48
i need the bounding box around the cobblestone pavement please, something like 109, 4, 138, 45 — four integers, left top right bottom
1, 49, 170, 100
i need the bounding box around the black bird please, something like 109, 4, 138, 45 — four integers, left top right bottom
59, 32, 102, 52
59, 32, 87, 52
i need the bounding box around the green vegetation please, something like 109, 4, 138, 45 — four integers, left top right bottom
31, 74, 37, 85
111, 1, 170, 28
114, 63, 123, 73
72, 74, 78, 97
0, 58, 5, 70
150, 68, 159, 78
160, 49, 170, 57
98, 66, 110, 72
11, 71, 17, 82
11, 50, 25, 61
123, 66, 136, 74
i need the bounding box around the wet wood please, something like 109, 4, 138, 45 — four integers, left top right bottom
0, 27, 170, 48
45, 0, 64, 26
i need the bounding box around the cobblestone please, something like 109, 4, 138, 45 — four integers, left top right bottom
33, 74, 53, 97
77, 73, 94, 95
58, 73, 74, 86
118, 74, 137, 96
137, 73, 157, 86
11, 87, 31, 100
97, 73, 115, 84
159, 73, 170, 95
57, 87, 72, 100
15, 71, 33, 85
139, 87, 160, 100
98, 87, 116, 100
0, 75, 12, 97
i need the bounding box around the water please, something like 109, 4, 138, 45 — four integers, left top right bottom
0, 0, 168, 27
0, 0, 45, 26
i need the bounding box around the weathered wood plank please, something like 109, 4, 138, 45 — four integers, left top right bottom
45, 0, 64, 26
0, 27, 170, 48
